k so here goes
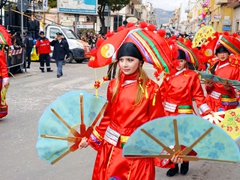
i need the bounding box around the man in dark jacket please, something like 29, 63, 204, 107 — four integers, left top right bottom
24, 31, 34, 68
50, 32, 70, 78
27, 15, 39, 39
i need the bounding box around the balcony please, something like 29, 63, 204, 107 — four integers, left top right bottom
227, 0, 240, 8
185, 8, 189, 13
216, 0, 228, 5
27, 1, 47, 12
126, 4, 141, 19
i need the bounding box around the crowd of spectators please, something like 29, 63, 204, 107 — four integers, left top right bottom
77, 31, 105, 49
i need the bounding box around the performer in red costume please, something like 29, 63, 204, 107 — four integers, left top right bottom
0, 47, 10, 118
159, 48, 212, 177
206, 45, 240, 111
201, 32, 240, 112
80, 42, 165, 180
0, 25, 11, 118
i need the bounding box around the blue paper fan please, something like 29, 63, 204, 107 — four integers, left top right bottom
36, 90, 108, 164
123, 115, 240, 163
198, 71, 240, 90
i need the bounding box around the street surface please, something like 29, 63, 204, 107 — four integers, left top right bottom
0, 61, 239, 180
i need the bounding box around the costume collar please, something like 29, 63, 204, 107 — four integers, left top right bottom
216, 61, 229, 70
166, 68, 186, 81
119, 70, 139, 87
175, 68, 186, 76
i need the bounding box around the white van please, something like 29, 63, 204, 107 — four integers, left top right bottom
44, 24, 90, 63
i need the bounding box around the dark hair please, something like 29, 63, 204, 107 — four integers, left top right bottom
117, 42, 143, 61
16, 31, 21, 36
215, 46, 230, 55
210, 62, 219, 74
177, 49, 186, 60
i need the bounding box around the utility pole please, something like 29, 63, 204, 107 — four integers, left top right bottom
108, 4, 110, 30
117, 11, 119, 28
74, 14, 79, 35
21, 0, 23, 35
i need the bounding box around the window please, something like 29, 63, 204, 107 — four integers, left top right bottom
49, 28, 60, 39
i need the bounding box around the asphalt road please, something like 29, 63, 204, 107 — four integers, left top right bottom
0, 61, 239, 180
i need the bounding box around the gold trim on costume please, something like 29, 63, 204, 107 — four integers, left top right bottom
127, 160, 134, 180
120, 135, 129, 143
178, 109, 193, 114
106, 146, 114, 177
221, 98, 237, 102
92, 129, 103, 141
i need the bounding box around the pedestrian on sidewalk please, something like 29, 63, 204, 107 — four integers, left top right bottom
50, 32, 70, 78
35, 31, 53, 73
24, 31, 34, 68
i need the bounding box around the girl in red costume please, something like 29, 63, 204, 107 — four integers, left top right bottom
80, 42, 165, 180
206, 45, 240, 111
159, 49, 212, 177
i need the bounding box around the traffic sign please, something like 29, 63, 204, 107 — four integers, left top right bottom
17, 0, 29, 12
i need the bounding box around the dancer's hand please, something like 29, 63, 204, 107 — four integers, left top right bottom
224, 84, 231, 90
171, 154, 183, 164
3, 80, 9, 87
79, 137, 89, 149
206, 80, 214, 87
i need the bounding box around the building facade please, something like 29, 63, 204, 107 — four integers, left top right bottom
227, 0, 240, 32
184, 0, 237, 33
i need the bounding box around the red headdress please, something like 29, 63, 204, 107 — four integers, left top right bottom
202, 32, 240, 60
88, 22, 174, 74
167, 37, 207, 70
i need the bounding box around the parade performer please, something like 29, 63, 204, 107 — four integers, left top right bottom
158, 39, 212, 177
0, 25, 12, 118
203, 33, 240, 111
79, 23, 175, 180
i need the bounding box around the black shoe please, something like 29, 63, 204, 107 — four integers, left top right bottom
27, 66, 30, 69
60, 73, 63, 76
166, 164, 179, 177
57, 75, 61, 78
47, 69, 53, 72
39, 68, 44, 73
180, 162, 189, 175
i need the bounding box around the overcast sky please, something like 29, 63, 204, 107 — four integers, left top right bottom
142, 0, 188, 11
142, 0, 189, 21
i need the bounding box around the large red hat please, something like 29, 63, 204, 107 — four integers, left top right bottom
202, 32, 240, 60
88, 23, 174, 74
167, 36, 207, 70
176, 38, 201, 67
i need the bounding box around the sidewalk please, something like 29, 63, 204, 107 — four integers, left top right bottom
8, 61, 49, 78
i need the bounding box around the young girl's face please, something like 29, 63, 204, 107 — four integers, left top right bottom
176, 59, 186, 71
217, 52, 229, 61
119, 56, 140, 75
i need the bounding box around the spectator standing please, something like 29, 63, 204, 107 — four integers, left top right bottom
38, 0, 42, 10
27, 15, 39, 39
35, 31, 53, 73
12, 32, 24, 63
50, 32, 70, 78
24, 31, 34, 68
15, 32, 24, 47
77, 32, 82, 40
